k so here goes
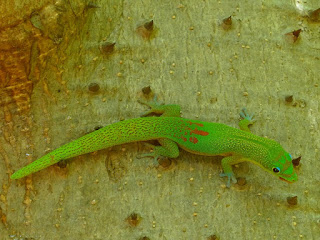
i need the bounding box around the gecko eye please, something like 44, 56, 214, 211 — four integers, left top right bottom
272, 167, 280, 173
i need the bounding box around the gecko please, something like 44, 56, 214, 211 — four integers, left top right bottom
10, 99, 298, 187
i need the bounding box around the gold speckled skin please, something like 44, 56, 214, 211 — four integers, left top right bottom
11, 116, 297, 183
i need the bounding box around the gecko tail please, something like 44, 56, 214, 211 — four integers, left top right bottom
11, 149, 66, 180
11, 117, 166, 180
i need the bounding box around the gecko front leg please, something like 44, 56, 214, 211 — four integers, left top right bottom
220, 155, 245, 187
239, 108, 256, 132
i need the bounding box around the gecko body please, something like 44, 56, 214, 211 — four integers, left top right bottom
11, 101, 297, 186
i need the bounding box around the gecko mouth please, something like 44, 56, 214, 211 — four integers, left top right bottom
279, 177, 292, 183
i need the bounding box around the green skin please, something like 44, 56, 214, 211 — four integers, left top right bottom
11, 101, 298, 187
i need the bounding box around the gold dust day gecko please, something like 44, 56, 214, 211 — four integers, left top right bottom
11, 99, 298, 187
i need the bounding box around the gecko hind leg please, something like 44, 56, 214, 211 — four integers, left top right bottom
137, 139, 180, 166
138, 95, 181, 117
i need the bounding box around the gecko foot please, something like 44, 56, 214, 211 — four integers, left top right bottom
136, 152, 160, 166
240, 108, 255, 123
220, 172, 237, 188
138, 95, 163, 117
136, 142, 160, 166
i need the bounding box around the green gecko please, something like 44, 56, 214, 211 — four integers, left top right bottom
11, 99, 298, 187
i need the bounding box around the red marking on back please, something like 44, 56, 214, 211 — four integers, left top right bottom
190, 128, 209, 136
174, 132, 187, 142
189, 137, 198, 144
186, 121, 203, 127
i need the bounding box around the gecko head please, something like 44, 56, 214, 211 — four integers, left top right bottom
269, 152, 298, 183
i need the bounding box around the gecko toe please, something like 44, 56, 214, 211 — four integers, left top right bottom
220, 172, 237, 188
